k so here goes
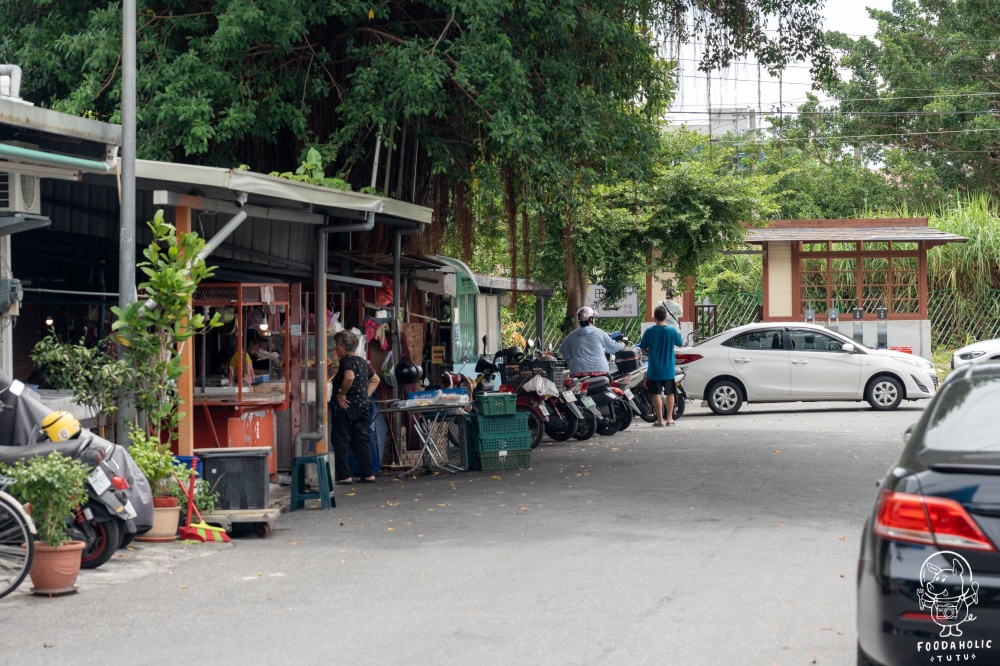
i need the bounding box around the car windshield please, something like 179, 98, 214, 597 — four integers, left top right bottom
819, 328, 873, 350
916, 375, 1000, 461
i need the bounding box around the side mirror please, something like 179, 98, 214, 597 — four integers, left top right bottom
8, 379, 23, 396
841, 343, 856, 353
528, 339, 536, 348
482, 335, 489, 355
903, 423, 915, 444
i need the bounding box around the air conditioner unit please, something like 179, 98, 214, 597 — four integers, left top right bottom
0, 171, 41, 214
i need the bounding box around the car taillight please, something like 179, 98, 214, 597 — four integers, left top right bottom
874, 490, 996, 551
112, 476, 130, 490
675, 353, 702, 365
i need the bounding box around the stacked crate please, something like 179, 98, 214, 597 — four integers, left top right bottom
470, 392, 532, 470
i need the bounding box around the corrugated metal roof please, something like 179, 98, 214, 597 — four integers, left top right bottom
745, 226, 967, 244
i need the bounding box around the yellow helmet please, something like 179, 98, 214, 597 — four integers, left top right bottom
41, 410, 81, 442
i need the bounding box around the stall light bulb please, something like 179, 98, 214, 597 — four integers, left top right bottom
45, 316, 54, 327
259, 321, 269, 332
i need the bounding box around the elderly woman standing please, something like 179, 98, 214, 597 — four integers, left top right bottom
331, 329, 380, 484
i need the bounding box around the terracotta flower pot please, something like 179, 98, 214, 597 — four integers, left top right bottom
29, 540, 85, 595
137, 498, 181, 542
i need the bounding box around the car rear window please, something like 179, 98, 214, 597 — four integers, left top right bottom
920, 376, 1000, 453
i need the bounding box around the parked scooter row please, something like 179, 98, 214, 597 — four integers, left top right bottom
0, 371, 153, 570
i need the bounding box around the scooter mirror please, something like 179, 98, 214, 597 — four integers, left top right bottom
8, 379, 23, 396
482, 335, 489, 355
528, 339, 535, 348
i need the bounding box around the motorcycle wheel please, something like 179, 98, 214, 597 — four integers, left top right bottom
546, 405, 579, 442
616, 405, 633, 431
81, 518, 122, 570
517, 405, 545, 450
672, 394, 686, 420
635, 391, 657, 424
596, 405, 619, 436
573, 413, 598, 441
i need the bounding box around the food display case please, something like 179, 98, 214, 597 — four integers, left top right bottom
190, 283, 291, 474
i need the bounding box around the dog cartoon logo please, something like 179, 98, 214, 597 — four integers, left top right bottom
917, 551, 980, 637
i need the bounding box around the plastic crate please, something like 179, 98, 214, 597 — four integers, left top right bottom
407, 387, 470, 400
472, 412, 529, 435
476, 392, 516, 416
501, 361, 567, 389
473, 449, 531, 471
194, 447, 270, 510
472, 430, 532, 453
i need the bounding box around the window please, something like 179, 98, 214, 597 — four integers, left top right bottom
787, 329, 847, 352
725, 329, 785, 350
795, 241, 921, 319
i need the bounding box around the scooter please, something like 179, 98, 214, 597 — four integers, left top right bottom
522, 340, 583, 443
0, 372, 152, 569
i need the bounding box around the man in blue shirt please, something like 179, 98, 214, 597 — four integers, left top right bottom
638, 304, 685, 426
559, 307, 625, 375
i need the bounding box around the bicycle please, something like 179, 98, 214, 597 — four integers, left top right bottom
0, 474, 36, 599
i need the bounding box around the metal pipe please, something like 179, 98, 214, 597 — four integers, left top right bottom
0, 65, 22, 99
117, 0, 137, 442
311, 212, 375, 460
370, 123, 383, 191
196, 211, 248, 261
0, 143, 111, 173
23, 288, 119, 297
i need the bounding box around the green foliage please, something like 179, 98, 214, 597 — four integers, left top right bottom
111, 210, 220, 440
30, 332, 130, 442
126, 424, 176, 497
168, 465, 220, 517
1, 452, 89, 548
269, 147, 351, 191
820, 1, 1000, 198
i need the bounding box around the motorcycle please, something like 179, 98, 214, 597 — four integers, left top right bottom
0, 372, 153, 569
635, 367, 689, 423
522, 340, 583, 444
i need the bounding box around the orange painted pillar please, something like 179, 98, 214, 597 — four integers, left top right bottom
176, 206, 194, 457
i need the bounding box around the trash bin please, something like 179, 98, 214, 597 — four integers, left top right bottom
194, 447, 270, 510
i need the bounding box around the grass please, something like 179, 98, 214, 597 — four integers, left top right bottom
932, 347, 956, 379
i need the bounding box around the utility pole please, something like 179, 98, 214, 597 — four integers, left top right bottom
117, 0, 137, 442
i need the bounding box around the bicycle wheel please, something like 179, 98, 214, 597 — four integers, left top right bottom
0, 494, 34, 599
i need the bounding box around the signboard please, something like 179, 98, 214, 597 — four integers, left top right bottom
431, 345, 446, 363
586, 285, 639, 318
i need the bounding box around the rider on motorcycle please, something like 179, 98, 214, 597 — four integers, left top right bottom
559, 306, 625, 376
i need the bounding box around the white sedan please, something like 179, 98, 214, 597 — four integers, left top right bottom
951, 338, 1000, 369
677, 323, 938, 415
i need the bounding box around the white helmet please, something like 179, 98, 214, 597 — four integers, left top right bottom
576, 306, 595, 322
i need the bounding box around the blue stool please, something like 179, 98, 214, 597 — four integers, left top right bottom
290, 454, 335, 511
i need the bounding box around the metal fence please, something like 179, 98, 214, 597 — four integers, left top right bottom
927, 289, 1000, 345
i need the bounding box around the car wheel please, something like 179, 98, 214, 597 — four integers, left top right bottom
707, 380, 743, 415
866, 375, 903, 411
857, 643, 879, 666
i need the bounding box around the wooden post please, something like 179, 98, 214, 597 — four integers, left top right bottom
176, 205, 194, 456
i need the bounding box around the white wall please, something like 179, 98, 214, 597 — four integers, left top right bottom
767, 242, 793, 318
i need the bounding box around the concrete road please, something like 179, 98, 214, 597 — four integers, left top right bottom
0, 401, 925, 666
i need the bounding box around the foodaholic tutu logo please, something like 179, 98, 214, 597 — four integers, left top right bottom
914, 551, 992, 663
917, 551, 979, 637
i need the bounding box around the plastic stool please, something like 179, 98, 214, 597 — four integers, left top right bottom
290, 454, 336, 511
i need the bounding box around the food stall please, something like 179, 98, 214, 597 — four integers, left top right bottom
189, 282, 291, 477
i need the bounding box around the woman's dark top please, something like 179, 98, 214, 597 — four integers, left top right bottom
332, 355, 373, 417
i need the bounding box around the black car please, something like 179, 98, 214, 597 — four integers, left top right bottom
857, 362, 1000, 666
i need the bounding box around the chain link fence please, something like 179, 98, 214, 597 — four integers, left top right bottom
928, 289, 1000, 346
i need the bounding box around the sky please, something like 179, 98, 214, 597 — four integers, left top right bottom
668, 0, 895, 129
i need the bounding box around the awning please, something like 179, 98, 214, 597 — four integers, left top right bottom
137, 160, 432, 225
434, 255, 480, 295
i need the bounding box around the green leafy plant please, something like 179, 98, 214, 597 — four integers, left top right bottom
269, 147, 351, 191
111, 210, 220, 443
126, 424, 177, 498
1, 452, 89, 548
30, 332, 131, 442
169, 465, 220, 517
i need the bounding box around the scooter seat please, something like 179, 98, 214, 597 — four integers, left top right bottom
584, 375, 610, 393
0, 438, 89, 465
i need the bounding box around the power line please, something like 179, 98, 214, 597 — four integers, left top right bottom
666, 109, 1000, 117
687, 126, 1000, 144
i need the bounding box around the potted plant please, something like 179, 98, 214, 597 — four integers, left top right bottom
128, 425, 181, 541
169, 464, 220, 522
0, 451, 90, 595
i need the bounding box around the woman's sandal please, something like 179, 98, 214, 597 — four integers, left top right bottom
359, 476, 377, 484
335, 478, 354, 485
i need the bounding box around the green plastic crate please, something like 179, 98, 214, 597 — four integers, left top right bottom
476, 392, 516, 416
472, 412, 529, 435
472, 430, 532, 453
473, 449, 531, 471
